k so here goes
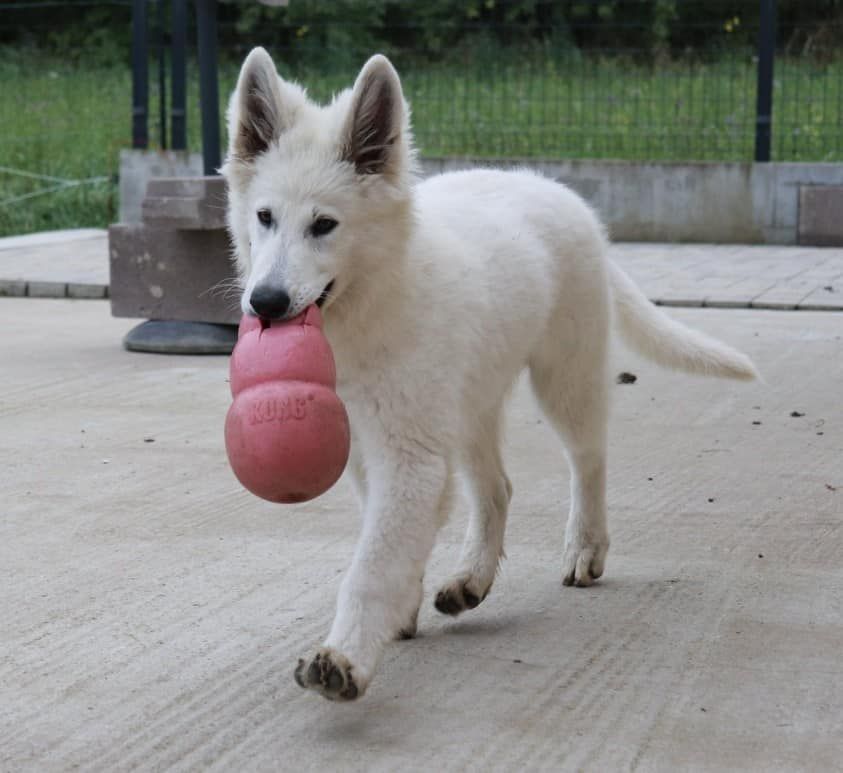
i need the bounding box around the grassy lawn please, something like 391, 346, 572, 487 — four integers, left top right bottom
2, 49, 842, 236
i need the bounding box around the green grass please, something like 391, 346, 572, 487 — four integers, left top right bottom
2, 49, 843, 237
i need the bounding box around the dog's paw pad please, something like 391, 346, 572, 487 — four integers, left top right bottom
294, 648, 360, 701
561, 540, 608, 587
434, 579, 488, 616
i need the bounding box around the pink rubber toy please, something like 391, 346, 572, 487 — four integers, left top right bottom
224, 305, 350, 503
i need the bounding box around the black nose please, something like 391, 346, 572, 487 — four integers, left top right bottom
250, 283, 291, 319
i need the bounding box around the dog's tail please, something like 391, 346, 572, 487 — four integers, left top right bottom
609, 261, 758, 381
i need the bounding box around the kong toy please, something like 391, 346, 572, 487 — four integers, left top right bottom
225, 306, 350, 503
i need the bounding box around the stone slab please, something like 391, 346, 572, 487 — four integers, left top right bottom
119, 149, 204, 224
797, 284, 843, 310
27, 280, 66, 298
0, 280, 27, 297
798, 185, 843, 246
68, 283, 108, 299
108, 224, 240, 324
141, 176, 228, 230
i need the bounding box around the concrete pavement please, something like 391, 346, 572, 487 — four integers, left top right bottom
609, 242, 843, 311
1, 298, 841, 771
2, 229, 843, 310
0, 229, 108, 299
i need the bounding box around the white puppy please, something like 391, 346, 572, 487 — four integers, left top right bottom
222, 48, 757, 701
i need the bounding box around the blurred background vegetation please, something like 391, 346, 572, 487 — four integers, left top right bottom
1, 0, 842, 235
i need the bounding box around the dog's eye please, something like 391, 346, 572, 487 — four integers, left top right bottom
257, 209, 272, 227
310, 216, 338, 237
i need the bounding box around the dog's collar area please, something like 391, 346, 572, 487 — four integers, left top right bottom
316, 280, 335, 308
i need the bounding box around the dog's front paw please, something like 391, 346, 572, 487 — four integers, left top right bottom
294, 647, 362, 702
562, 537, 608, 587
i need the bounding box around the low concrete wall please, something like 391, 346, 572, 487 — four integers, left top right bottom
117, 154, 843, 244
119, 149, 203, 224
420, 158, 843, 244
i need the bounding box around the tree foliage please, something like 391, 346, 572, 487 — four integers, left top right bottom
1, 0, 841, 67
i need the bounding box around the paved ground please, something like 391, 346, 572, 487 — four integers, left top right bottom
610, 242, 843, 311
0, 229, 108, 299
2, 229, 843, 310
1, 296, 841, 771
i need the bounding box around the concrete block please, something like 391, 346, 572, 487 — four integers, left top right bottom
109, 224, 239, 324
141, 176, 228, 230
796, 285, 843, 310
68, 283, 107, 299
769, 164, 843, 232
0, 280, 27, 297
751, 277, 824, 310
750, 300, 799, 310
27, 281, 67, 298
654, 298, 705, 307
798, 185, 843, 246
702, 299, 753, 308
118, 149, 204, 224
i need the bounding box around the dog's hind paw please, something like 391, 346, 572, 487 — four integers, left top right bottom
294, 647, 361, 701
561, 538, 608, 587
434, 576, 489, 616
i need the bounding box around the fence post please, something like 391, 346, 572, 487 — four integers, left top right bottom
196, 0, 221, 175
171, 0, 188, 150
754, 0, 777, 162
131, 0, 148, 149
155, 0, 167, 149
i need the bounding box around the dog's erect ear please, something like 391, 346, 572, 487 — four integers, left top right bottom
228, 47, 287, 164
342, 55, 405, 176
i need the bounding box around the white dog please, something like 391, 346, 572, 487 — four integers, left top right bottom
222, 48, 757, 702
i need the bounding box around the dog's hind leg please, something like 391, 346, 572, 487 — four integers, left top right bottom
529, 320, 610, 588
435, 408, 512, 616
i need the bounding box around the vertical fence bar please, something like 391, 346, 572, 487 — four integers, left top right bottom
156, 0, 167, 149
131, 0, 149, 149
195, 0, 221, 175
171, 0, 187, 149
754, 0, 777, 162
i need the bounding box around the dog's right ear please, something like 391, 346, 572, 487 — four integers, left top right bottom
226, 47, 288, 167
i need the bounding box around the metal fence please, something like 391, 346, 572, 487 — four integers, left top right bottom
2, 0, 843, 236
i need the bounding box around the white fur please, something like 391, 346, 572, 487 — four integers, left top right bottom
223, 48, 758, 702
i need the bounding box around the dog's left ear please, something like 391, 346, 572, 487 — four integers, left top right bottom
342, 55, 406, 177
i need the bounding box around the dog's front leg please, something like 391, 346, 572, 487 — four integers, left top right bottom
295, 448, 450, 701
